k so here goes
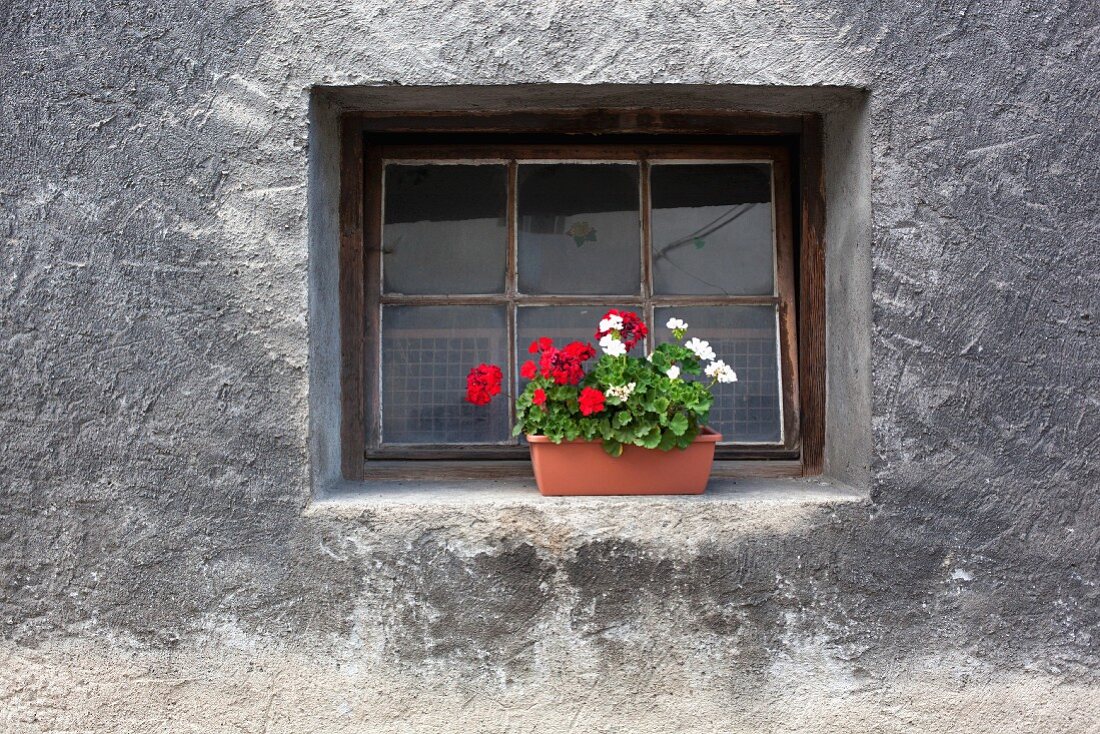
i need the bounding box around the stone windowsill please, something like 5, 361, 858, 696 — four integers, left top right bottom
309, 475, 867, 513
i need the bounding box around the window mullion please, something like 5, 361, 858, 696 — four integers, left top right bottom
640, 157, 654, 353
506, 160, 518, 298
506, 160, 518, 443
506, 301, 517, 442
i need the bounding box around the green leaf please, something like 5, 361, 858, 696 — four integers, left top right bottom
603, 440, 623, 458
669, 412, 689, 436
613, 411, 631, 428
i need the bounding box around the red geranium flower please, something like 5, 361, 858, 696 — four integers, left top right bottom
465, 363, 503, 405
528, 337, 553, 354
539, 340, 595, 385
532, 388, 547, 407
594, 309, 648, 352
563, 340, 596, 362
520, 360, 537, 379
578, 387, 606, 416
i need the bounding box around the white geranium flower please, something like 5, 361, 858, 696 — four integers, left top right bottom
705, 360, 738, 384
666, 365, 681, 380
599, 334, 626, 357
665, 317, 688, 331
606, 382, 637, 401
685, 337, 715, 362
599, 314, 624, 333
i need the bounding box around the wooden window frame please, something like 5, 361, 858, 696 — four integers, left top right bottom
339, 110, 825, 481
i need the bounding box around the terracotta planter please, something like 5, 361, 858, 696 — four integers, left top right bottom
526, 428, 722, 496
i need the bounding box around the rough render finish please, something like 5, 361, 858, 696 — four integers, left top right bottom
1, 0, 1098, 731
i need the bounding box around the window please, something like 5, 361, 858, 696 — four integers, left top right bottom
339, 113, 825, 480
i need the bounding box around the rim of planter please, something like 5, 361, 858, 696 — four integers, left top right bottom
526, 427, 723, 444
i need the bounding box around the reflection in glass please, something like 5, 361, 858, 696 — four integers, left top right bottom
383, 164, 507, 295
518, 164, 641, 295
651, 164, 775, 296
654, 305, 782, 443
382, 305, 510, 444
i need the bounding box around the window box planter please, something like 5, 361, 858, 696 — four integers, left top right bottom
527, 428, 722, 496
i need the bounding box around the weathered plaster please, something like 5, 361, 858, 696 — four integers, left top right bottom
2, 0, 1098, 731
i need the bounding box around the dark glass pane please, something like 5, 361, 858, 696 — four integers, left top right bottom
382, 305, 510, 444
654, 305, 782, 443
517, 164, 641, 295
651, 163, 775, 296
383, 164, 507, 294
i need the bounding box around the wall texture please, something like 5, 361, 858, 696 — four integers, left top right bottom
2, 1, 1098, 732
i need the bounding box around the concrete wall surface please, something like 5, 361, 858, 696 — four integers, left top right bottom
2, 1, 1097, 732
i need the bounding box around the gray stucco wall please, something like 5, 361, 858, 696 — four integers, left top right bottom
2, 1, 1097, 731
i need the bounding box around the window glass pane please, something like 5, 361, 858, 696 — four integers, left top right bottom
654, 305, 782, 443
517, 164, 641, 295
382, 305, 510, 444
383, 164, 507, 295
515, 304, 617, 378
515, 305, 627, 445
651, 163, 774, 296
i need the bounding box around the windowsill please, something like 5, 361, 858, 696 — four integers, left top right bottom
309, 474, 866, 512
